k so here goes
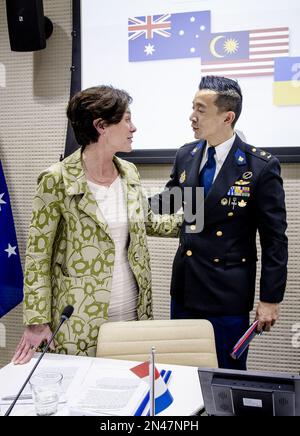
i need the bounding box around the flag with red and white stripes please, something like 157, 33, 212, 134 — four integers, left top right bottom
201, 27, 289, 78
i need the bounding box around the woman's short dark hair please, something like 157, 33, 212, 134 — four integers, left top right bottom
66, 85, 132, 146
199, 76, 242, 127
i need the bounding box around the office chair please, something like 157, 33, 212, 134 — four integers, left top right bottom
96, 319, 218, 367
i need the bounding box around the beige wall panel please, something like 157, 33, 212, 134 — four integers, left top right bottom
0, 0, 72, 367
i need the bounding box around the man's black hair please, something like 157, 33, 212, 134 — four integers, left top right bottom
199, 76, 242, 127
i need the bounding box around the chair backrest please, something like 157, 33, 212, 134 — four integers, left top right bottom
96, 319, 218, 367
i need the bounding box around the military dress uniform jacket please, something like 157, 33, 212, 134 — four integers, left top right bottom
23, 148, 181, 356
159, 135, 288, 316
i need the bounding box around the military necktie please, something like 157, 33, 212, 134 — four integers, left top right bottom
199, 146, 216, 197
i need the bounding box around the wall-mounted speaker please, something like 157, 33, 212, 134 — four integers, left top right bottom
5, 0, 53, 52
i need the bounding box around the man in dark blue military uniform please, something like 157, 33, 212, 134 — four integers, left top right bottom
151, 76, 288, 370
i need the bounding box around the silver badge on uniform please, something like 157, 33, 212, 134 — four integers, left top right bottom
242, 171, 253, 180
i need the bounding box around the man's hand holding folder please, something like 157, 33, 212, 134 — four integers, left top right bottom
231, 320, 263, 360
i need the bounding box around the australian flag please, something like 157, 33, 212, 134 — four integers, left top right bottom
0, 159, 23, 318
128, 10, 288, 79
128, 11, 211, 62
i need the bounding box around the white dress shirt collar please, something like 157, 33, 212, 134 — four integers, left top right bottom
200, 133, 236, 180
207, 133, 236, 165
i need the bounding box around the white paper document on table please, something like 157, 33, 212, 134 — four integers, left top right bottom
0, 358, 90, 405
69, 365, 148, 416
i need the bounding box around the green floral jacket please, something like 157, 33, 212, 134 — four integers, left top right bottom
23, 148, 181, 356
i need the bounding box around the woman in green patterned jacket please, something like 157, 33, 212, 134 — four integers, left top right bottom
12, 86, 181, 364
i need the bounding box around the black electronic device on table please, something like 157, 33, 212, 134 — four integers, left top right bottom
198, 367, 300, 416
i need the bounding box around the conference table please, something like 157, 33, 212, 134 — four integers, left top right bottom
0, 353, 204, 416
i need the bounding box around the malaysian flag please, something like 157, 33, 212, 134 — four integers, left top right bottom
128, 11, 211, 62
201, 27, 289, 78
128, 10, 290, 79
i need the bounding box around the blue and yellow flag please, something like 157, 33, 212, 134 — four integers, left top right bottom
273, 57, 300, 106
0, 159, 23, 318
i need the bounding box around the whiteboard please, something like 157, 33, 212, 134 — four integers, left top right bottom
79, 0, 300, 160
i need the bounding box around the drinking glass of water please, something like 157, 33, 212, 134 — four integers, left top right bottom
29, 372, 63, 416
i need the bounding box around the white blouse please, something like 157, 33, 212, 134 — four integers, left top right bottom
87, 177, 138, 321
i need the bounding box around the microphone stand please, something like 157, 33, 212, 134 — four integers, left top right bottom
5, 315, 69, 416
149, 346, 156, 417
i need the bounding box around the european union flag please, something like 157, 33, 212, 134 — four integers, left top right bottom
273, 57, 300, 106
128, 11, 211, 62
0, 160, 23, 318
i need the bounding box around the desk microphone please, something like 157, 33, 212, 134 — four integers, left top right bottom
4, 305, 74, 416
